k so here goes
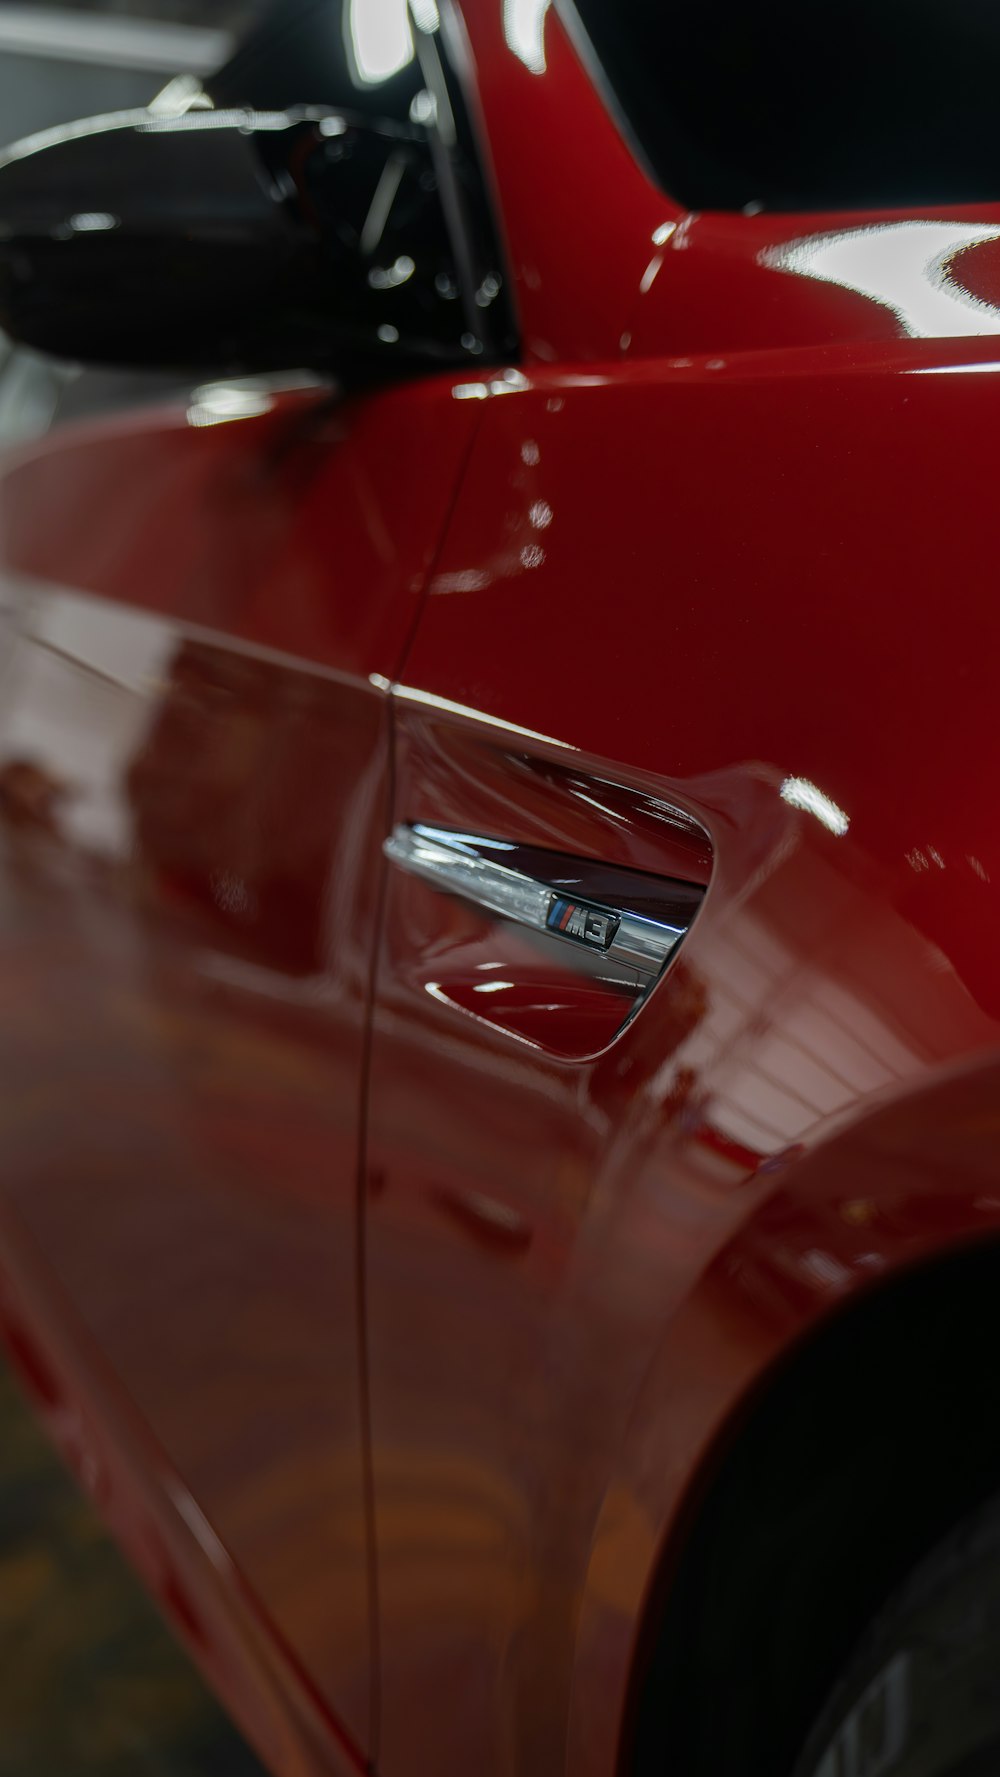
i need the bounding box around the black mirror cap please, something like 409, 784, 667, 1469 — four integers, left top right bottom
0, 105, 515, 382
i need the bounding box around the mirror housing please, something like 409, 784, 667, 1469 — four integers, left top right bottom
0, 100, 513, 379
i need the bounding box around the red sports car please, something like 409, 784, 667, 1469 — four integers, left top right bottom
1, 2, 1000, 1773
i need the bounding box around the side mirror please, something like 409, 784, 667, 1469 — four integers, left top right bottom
0, 99, 511, 379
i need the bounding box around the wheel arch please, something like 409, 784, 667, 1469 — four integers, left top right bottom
623, 1232, 1000, 1776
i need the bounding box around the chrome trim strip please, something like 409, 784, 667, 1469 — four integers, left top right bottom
385, 824, 553, 930
612, 910, 685, 975
384, 823, 689, 984
0, 8, 233, 73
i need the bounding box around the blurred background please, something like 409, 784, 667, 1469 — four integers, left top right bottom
0, 0, 249, 147
0, 0, 268, 436
0, 18, 271, 1775
0, 1367, 266, 1776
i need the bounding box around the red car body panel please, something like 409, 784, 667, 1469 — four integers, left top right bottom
0, 382, 479, 1768
2, 5, 1000, 1777
367, 346, 1000, 1777
453, 1, 675, 363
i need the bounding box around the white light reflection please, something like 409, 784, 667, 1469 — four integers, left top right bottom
69, 211, 118, 232
168, 1481, 235, 1574
395, 682, 574, 749
431, 569, 491, 593
451, 368, 531, 401
140, 108, 298, 133
0, 102, 309, 167
908, 360, 1000, 375
186, 372, 324, 429
652, 222, 676, 246
410, 88, 437, 125
762, 221, 1000, 339
347, 0, 413, 84
504, 0, 551, 73
0, 107, 159, 167
780, 776, 850, 836
417, 828, 515, 852
368, 254, 415, 289
491, 367, 530, 393
186, 386, 274, 427
148, 73, 213, 116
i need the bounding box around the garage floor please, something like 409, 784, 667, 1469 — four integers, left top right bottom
0, 1363, 265, 1776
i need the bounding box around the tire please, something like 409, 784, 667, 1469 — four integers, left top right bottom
792, 1494, 1000, 1777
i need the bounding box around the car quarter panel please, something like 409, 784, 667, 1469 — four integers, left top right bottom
365, 344, 1000, 1777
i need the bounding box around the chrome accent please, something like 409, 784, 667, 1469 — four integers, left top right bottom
384, 823, 690, 986
385, 824, 553, 929
612, 910, 685, 975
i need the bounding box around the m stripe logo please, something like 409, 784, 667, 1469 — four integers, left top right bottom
546, 897, 621, 953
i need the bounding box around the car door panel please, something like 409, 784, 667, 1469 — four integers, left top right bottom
0, 377, 479, 1760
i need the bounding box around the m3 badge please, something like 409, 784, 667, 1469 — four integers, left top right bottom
546, 896, 621, 952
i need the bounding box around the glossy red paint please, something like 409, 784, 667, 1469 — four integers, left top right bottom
456, 0, 673, 363
366, 338, 1000, 1777
626, 207, 1000, 358
3, 5, 1000, 1777
0, 379, 479, 1771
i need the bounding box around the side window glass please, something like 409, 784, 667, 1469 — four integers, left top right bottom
571, 0, 1000, 212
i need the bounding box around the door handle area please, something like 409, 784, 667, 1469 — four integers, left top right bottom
383, 823, 705, 1055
